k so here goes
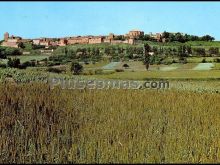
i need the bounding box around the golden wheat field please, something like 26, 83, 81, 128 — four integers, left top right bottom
0, 82, 220, 163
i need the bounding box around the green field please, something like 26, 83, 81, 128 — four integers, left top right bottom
83, 70, 220, 80
0, 55, 50, 64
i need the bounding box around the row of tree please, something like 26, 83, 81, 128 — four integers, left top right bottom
138, 31, 215, 43
53, 45, 220, 64
0, 47, 22, 59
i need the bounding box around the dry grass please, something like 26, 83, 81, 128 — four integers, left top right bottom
0, 82, 220, 163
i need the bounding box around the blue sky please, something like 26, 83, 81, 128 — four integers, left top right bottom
0, 2, 220, 40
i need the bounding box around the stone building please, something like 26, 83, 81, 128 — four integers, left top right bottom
4, 32, 9, 41
149, 32, 162, 42
67, 37, 89, 45
39, 38, 50, 46
108, 33, 115, 40
103, 38, 111, 43
128, 38, 135, 45
58, 38, 68, 46
33, 39, 41, 45
32, 38, 51, 46
1, 32, 22, 48
128, 29, 144, 38
88, 36, 104, 44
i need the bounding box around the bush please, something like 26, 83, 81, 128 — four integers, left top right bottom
201, 58, 207, 63
172, 59, 177, 63
123, 64, 129, 68
156, 61, 161, 65
18, 63, 27, 69
95, 69, 103, 75
7, 58, 21, 68
47, 67, 63, 73
115, 69, 124, 72
0, 46, 22, 56
179, 57, 187, 64
70, 61, 83, 75
213, 58, 220, 63
163, 61, 172, 65
22, 61, 36, 67
82, 70, 95, 75
47, 61, 61, 66
0, 63, 7, 68
84, 61, 90, 65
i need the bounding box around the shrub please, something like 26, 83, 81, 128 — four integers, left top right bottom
172, 59, 177, 63
213, 58, 220, 63
123, 63, 129, 68
47, 67, 63, 73
179, 57, 187, 64
95, 69, 103, 75
156, 61, 161, 65
18, 63, 27, 69
22, 61, 36, 67
115, 69, 124, 72
163, 61, 172, 65
0, 63, 6, 68
70, 61, 83, 75
7, 58, 21, 68
201, 58, 207, 63
82, 70, 95, 75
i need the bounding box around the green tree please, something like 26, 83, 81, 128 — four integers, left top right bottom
7, 58, 21, 68
143, 43, 151, 70
18, 42, 25, 49
70, 61, 83, 75
162, 31, 170, 39
201, 35, 215, 41
193, 48, 206, 56
209, 47, 219, 56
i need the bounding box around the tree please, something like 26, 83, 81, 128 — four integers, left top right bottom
169, 33, 175, 42
70, 61, 83, 75
18, 42, 25, 49
7, 58, 21, 68
162, 31, 170, 39
0, 48, 6, 59
123, 63, 129, 69
193, 48, 206, 56
175, 32, 185, 43
209, 47, 219, 56
143, 43, 151, 70
143, 34, 151, 41
186, 45, 192, 55
201, 58, 207, 63
201, 35, 215, 41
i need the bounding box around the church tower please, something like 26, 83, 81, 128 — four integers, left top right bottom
4, 32, 9, 41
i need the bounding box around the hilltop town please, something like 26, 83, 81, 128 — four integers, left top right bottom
1, 30, 164, 48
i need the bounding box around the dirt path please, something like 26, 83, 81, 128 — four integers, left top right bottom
102, 62, 121, 70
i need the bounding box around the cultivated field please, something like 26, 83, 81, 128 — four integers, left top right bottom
0, 83, 220, 163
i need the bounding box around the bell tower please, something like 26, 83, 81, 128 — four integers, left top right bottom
4, 32, 9, 41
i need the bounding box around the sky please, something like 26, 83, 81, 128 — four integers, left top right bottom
0, 2, 220, 40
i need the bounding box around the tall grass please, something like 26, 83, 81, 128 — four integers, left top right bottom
0, 82, 220, 163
